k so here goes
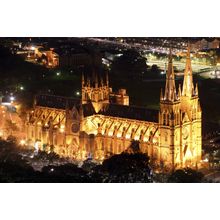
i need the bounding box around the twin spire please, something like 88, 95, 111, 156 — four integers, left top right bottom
161, 45, 197, 102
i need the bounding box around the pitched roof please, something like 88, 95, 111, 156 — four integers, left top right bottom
35, 95, 158, 122
35, 94, 80, 110
98, 103, 158, 122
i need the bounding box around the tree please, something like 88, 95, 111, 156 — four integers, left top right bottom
92, 152, 152, 183
168, 168, 204, 183
151, 64, 160, 74
0, 139, 35, 182
40, 163, 90, 183
144, 64, 163, 79
111, 49, 147, 79
31, 150, 61, 164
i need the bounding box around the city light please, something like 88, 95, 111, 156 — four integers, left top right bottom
56, 72, 61, 76
10, 96, 15, 102
76, 91, 80, 96
203, 158, 209, 162
30, 46, 35, 50
20, 86, 24, 90
20, 139, 26, 146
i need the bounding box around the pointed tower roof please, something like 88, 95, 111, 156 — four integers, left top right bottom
163, 48, 178, 102
82, 72, 85, 87
178, 84, 182, 98
160, 88, 164, 101
182, 45, 194, 97
87, 77, 90, 87
95, 73, 98, 88
195, 83, 199, 96
106, 70, 109, 87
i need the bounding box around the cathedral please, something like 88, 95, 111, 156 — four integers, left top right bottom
26, 47, 202, 170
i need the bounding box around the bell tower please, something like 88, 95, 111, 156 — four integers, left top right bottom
159, 46, 202, 170
180, 46, 202, 167
81, 69, 110, 113
159, 49, 181, 170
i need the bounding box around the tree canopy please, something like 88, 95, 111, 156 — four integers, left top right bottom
168, 168, 204, 183
92, 152, 152, 183
111, 49, 147, 79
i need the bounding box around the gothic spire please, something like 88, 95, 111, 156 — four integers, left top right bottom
106, 71, 109, 87
160, 88, 164, 100
95, 71, 98, 88
182, 45, 194, 97
163, 48, 177, 102
100, 76, 104, 87
82, 72, 85, 87
195, 83, 199, 96
178, 84, 182, 98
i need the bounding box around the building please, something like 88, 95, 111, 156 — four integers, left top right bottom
34, 47, 59, 68
26, 47, 202, 171
209, 39, 220, 49
191, 38, 220, 51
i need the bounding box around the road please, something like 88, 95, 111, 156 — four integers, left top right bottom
146, 59, 213, 73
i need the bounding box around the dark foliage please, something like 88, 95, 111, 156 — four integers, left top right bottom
38, 164, 90, 183
92, 152, 152, 183
168, 168, 204, 183
0, 139, 153, 183
111, 49, 147, 79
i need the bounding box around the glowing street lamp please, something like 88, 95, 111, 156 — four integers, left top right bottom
75, 91, 80, 96
10, 96, 15, 102
30, 46, 35, 51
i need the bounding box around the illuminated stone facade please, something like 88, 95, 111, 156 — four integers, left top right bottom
26, 47, 202, 170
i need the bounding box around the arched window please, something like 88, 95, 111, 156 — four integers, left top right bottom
165, 132, 168, 142
101, 140, 104, 151
110, 141, 113, 153
163, 113, 166, 125
118, 144, 122, 153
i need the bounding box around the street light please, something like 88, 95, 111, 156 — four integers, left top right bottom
10, 96, 15, 102
75, 91, 80, 96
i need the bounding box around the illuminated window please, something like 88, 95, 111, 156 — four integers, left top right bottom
163, 114, 166, 125
165, 132, 168, 142
118, 144, 121, 153
110, 142, 113, 152
101, 140, 104, 151
54, 135, 57, 145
